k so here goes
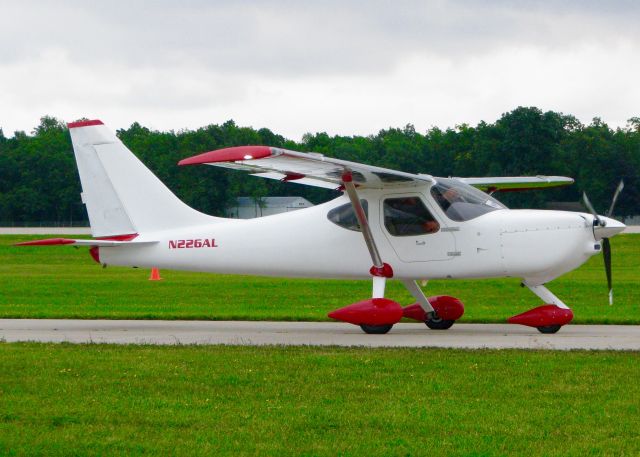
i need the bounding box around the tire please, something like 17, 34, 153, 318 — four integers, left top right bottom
425, 317, 455, 330
360, 324, 394, 334
537, 325, 562, 334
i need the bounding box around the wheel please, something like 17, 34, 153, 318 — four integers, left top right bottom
536, 325, 562, 334
360, 324, 394, 334
425, 315, 455, 330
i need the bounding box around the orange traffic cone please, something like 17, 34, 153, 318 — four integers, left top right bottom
149, 267, 162, 281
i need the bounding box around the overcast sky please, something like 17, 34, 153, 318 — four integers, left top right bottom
1, 0, 639, 140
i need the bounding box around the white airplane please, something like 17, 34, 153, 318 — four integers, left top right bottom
19, 120, 626, 334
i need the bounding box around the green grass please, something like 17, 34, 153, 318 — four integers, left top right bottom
1, 234, 639, 323
0, 343, 639, 456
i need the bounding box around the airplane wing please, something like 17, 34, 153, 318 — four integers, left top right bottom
455, 176, 574, 192
178, 146, 434, 190
179, 145, 573, 193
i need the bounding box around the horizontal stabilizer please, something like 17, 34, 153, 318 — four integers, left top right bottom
16, 237, 158, 247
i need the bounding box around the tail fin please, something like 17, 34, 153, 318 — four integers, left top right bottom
68, 120, 218, 237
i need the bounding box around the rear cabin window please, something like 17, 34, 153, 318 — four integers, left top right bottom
327, 201, 368, 231
383, 197, 440, 236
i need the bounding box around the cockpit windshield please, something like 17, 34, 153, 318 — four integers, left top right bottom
430, 178, 507, 222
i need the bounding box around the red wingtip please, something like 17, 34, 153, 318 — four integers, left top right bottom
67, 119, 104, 129
178, 146, 273, 166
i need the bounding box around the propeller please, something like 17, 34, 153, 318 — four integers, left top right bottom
606, 180, 625, 219
582, 192, 603, 227
582, 180, 624, 305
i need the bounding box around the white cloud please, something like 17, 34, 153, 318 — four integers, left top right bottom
1, 1, 639, 139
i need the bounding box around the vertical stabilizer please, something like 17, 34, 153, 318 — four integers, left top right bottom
68, 120, 218, 237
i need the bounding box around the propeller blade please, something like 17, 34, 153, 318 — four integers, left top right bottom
606, 179, 625, 218
582, 192, 603, 226
602, 237, 613, 305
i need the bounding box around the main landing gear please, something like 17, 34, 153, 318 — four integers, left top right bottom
330, 295, 465, 334
400, 280, 464, 331
328, 284, 466, 335
332, 174, 468, 335
330, 298, 465, 334
425, 315, 455, 330
359, 315, 456, 334
402, 294, 465, 331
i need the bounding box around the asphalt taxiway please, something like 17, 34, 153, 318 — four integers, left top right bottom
1, 319, 639, 350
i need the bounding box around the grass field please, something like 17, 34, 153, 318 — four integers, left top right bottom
2, 235, 639, 456
1, 343, 639, 456
1, 234, 639, 324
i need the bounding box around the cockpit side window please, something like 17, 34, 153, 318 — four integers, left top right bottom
327, 200, 368, 231
431, 178, 506, 222
383, 197, 440, 236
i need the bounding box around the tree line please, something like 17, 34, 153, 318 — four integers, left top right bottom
1, 107, 638, 225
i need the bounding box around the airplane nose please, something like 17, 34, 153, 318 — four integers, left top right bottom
593, 216, 626, 240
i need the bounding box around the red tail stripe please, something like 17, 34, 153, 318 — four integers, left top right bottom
67, 120, 104, 129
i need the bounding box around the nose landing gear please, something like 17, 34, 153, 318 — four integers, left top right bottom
536, 325, 562, 334
510, 283, 574, 333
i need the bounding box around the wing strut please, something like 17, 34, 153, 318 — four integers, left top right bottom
341, 171, 393, 298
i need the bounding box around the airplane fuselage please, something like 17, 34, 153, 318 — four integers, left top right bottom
100, 186, 604, 286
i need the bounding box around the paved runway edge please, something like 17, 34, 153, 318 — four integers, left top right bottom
1, 319, 639, 350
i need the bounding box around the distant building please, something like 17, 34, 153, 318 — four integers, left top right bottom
228, 196, 314, 219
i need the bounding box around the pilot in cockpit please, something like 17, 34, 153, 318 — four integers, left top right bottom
431, 178, 506, 222
432, 186, 461, 214
383, 197, 440, 235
